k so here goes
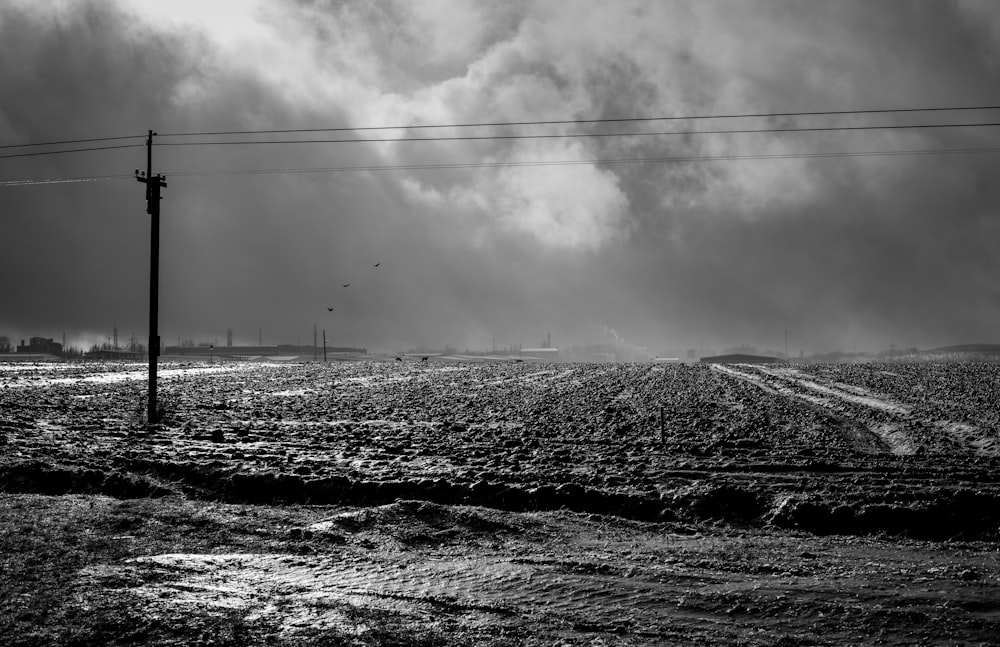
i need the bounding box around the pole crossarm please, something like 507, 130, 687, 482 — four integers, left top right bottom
135, 172, 167, 205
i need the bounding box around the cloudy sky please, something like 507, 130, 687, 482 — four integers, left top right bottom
3, 0, 1000, 355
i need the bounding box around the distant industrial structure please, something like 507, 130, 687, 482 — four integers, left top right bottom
700, 354, 786, 364
517, 347, 560, 359
17, 337, 63, 355
163, 343, 367, 360
516, 331, 560, 359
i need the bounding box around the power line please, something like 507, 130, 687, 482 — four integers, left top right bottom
0, 134, 145, 150
0, 143, 144, 160
13, 120, 997, 160
160, 146, 1000, 174
4, 145, 998, 187
154, 121, 1000, 148
157, 104, 1000, 137
0, 174, 132, 187
3, 104, 999, 152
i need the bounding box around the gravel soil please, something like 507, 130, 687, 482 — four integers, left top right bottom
1, 360, 998, 645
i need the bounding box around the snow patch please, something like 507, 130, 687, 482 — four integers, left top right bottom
270, 388, 315, 397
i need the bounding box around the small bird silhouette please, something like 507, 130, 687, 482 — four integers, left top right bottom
373, 262, 381, 267
327, 307, 334, 311
342, 283, 351, 288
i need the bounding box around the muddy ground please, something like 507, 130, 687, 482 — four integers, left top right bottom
1, 360, 998, 645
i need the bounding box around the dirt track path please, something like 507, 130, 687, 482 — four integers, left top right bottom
712, 363, 1000, 456
105, 503, 1000, 645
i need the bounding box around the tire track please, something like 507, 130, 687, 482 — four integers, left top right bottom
128, 552, 730, 635
711, 364, 915, 454
714, 364, 998, 456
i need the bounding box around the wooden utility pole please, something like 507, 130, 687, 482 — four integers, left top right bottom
323, 329, 327, 362
136, 130, 166, 426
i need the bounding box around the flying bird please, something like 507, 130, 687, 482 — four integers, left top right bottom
342, 283, 350, 288
327, 307, 333, 311
373, 262, 381, 267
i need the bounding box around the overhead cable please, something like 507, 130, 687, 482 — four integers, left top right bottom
4, 105, 1000, 154
153, 121, 1000, 148
157, 104, 1000, 137
0, 174, 133, 187
0, 134, 146, 150
0, 143, 144, 160
159, 146, 1000, 174
3, 145, 998, 187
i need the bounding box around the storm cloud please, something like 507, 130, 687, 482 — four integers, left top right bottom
2, 0, 1000, 354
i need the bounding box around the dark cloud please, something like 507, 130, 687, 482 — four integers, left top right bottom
3, 0, 1000, 354
0, 2, 208, 347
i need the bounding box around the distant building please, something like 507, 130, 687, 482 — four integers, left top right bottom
700, 353, 785, 364
17, 337, 63, 355
518, 347, 560, 359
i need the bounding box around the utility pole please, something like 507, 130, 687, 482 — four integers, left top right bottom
314, 323, 317, 361
323, 329, 327, 362
135, 130, 166, 426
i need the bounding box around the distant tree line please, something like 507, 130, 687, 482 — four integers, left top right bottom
88, 340, 146, 353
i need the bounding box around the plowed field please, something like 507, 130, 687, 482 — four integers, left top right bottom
2, 360, 999, 645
